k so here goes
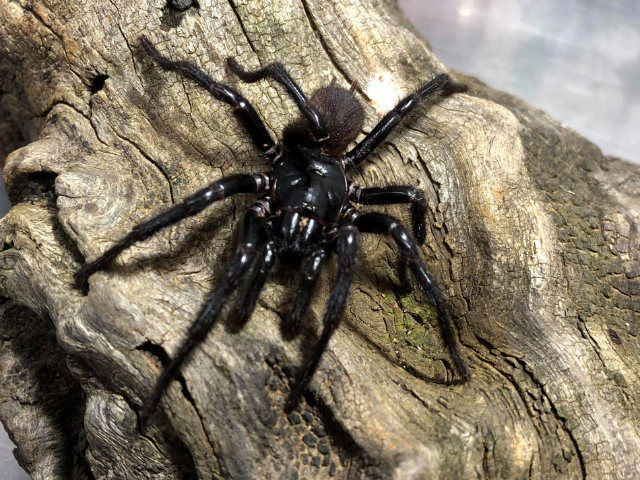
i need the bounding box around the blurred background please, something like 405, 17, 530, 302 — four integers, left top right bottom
1, 0, 640, 477
399, 0, 640, 164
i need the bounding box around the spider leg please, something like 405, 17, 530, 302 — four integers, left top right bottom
226, 59, 329, 142
285, 224, 359, 411
227, 240, 277, 333
140, 36, 281, 163
283, 248, 330, 339
343, 74, 467, 170
354, 212, 470, 380
140, 207, 265, 426
349, 184, 428, 244
74, 173, 270, 289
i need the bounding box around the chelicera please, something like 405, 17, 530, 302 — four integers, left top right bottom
75, 35, 470, 424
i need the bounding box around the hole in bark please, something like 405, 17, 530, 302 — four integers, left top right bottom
8, 170, 57, 205
90, 74, 109, 94
137, 340, 171, 365
160, 0, 199, 29
167, 0, 198, 12
608, 328, 622, 344
1, 239, 14, 252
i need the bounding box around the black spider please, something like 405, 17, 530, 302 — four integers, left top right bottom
75, 35, 470, 425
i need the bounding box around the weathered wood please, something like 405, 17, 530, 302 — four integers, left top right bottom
1, 0, 639, 478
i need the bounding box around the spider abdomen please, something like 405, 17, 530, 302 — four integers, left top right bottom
273, 146, 348, 223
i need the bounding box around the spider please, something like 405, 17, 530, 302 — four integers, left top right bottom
75, 35, 470, 425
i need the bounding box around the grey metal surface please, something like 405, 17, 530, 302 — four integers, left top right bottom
1, 0, 639, 477
399, 0, 640, 164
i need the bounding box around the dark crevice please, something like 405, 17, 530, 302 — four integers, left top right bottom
137, 340, 171, 365
176, 375, 196, 410
136, 341, 199, 415
135, 340, 211, 463
8, 170, 57, 206
114, 132, 175, 204
227, 0, 257, 54
90, 75, 109, 94
134, 341, 202, 479
7, 169, 87, 268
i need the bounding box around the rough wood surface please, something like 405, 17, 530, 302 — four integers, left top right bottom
1, 0, 640, 478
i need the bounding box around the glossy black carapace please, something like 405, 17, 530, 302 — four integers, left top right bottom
75, 35, 470, 425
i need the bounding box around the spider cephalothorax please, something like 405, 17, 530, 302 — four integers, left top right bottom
75, 35, 470, 424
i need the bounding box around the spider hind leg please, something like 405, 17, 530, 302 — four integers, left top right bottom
140, 208, 266, 426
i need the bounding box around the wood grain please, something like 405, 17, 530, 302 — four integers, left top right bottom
0, 0, 639, 478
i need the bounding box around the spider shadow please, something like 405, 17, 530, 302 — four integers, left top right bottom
103, 200, 239, 285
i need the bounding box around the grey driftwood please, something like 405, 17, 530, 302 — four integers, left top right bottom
1, 0, 639, 478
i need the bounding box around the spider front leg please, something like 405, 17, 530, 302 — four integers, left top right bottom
343, 74, 467, 169
226, 59, 329, 142
141, 207, 266, 426
285, 224, 359, 411
141, 36, 282, 163
355, 212, 470, 380
74, 173, 270, 289
350, 184, 428, 244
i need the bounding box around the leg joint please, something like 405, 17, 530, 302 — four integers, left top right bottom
251, 172, 272, 192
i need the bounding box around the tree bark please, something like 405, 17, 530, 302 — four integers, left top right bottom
1, 0, 639, 478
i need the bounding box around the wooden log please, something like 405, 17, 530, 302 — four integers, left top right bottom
0, 0, 639, 478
